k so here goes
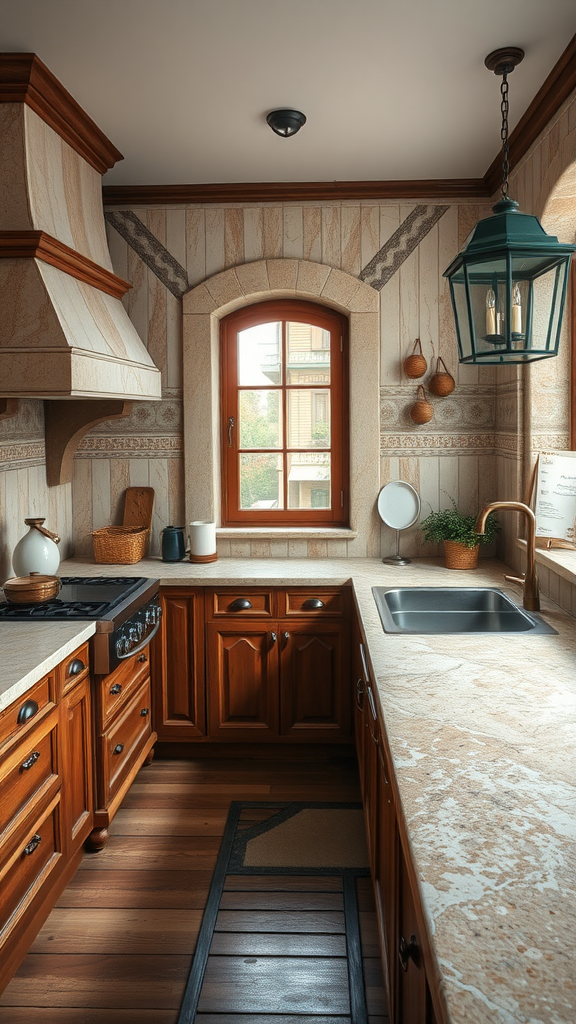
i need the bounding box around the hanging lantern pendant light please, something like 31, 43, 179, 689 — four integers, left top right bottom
443, 47, 576, 365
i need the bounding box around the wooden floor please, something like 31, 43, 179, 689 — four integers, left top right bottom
0, 755, 387, 1023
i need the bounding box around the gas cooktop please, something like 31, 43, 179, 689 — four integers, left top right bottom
0, 577, 151, 619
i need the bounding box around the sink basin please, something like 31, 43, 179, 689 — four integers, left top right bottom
372, 587, 557, 635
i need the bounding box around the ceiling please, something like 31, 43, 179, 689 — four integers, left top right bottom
2, 0, 576, 187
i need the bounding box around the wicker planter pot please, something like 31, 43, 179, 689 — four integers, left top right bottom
443, 540, 479, 570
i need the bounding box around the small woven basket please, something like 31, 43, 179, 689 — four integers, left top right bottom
443, 540, 479, 570
92, 526, 149, 564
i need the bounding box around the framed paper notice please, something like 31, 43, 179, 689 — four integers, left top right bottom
533, 451, 576, 544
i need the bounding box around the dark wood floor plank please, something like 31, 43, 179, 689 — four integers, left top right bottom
56, 869, 213, 909
266, 786, 362, 800
77, 835, 221, 872
0, 955, 189, 1009
110, 807, 228, 836
224, 874, 343, 892
0, 1011, 177, 1023
209, 931, 347, 956
196, 1016, 351, 1024
215, 910, 346, 933
219, 890, 343, 911
197, 955, 350, 1014
29, 908, 202, 955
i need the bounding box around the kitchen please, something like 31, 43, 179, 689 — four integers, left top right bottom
1, 2, 576, 1022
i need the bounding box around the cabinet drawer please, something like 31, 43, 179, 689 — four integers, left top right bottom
0, 674, 56, 752
280, 588, 349, 617
0, 793, 62, 945
0, 709, 60, 844
99, 646, 151, 729
60, 643, 90, 696
207, 588, 275, 618
102, 677, 152, 802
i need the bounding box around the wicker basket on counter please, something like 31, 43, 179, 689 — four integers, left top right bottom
92, 486, 154, 564
443, 540, 479, 570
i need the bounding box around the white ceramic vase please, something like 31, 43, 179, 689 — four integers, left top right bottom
12, 518, 61, 576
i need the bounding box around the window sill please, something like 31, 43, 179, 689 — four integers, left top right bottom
217, 527, 358, 541
517, 537, 576, 586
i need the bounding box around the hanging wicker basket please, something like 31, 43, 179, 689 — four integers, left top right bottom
403, 338, 427, 378
409, 385, 434, 424
443, 540, 479, 570
428, 356, 455, 396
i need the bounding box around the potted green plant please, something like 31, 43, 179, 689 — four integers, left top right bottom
420, 499, 500, 569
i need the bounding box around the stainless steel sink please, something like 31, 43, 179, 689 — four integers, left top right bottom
372, 587, 557, 635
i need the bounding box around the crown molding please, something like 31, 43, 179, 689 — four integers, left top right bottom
0, 230, 132, 298
0, 52, 123, 174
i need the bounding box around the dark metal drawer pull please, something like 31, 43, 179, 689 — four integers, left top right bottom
68, 659, 85, 676
113, 743, 124, 755
21, 751, 40, 771
23, 833, 42, 856
138, 654, 147, 663
17, 699, 39, 725
140, 708, 149, 716
303, 598, 325, 610
399, 934, 419, 971
229, 598, 252, 611
356, 679, 364, 710
110, 683, 122, 695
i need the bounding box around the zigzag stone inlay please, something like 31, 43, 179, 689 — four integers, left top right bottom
360, 205, 449, 290
105, 211, 188, 298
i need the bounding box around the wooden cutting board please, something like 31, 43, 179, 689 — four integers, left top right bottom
122, 487, 155, 530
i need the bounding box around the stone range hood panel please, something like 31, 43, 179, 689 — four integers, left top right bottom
0, 54, 161, 400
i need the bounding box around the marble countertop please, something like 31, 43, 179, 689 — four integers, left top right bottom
0, 619, 96, 712
2, 554, 575, 1024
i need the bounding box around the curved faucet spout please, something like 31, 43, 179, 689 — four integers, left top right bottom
475, 500, 539, 611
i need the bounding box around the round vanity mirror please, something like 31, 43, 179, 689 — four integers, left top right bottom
377, 480, 421, 565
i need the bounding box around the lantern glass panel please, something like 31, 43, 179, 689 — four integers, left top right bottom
530, 261, 567, 354
450, 275, 473, 361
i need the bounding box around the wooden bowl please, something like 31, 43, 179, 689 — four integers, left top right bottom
3, 573, 61, 604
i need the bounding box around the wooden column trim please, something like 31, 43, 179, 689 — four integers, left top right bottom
0, 53, 122, 174
0, 231, 131, 298
44, 400, 131, 487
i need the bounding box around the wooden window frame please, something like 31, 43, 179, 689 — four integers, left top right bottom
571, 260, 576, 450
221, 299, 349, 527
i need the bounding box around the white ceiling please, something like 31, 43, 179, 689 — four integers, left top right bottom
2, 0, 576, 186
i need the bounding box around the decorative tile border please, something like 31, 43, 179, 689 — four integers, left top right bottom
380, 385, 495, 432
105, 211, 188, 297
0, 440, 45, 469
360, 205, 449, 289
85, 399, 183, 436
75, 436, 183, 458
380, 433, 496, 456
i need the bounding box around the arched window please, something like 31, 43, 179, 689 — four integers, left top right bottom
221, 299, 349, 526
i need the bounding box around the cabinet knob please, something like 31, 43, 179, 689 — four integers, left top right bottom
21, 750, 40, 772
398, 934, 419, 971
302, 598, 325, 610
270, 631, 277, 643
140, 708, 149, 716
282, 631, 290, 642
23, 833, 42, 856
68, 658, 85, 676
138, 654, 147, 663
17, 699, 39, 725
113, 743, 124, 755
229, 598, 253, 612
356, 678, 364, 710
110, 683, 122, 695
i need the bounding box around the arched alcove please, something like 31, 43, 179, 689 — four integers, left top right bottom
182, 259, 381, 556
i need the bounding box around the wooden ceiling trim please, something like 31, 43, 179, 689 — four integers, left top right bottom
0, 230, 132, 298
0, 53, 123, 175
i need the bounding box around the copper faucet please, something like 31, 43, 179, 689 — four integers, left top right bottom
475, 501, 540, 611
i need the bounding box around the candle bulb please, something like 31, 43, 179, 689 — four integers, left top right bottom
511, 283, 522, 334
485, 288, 496, 336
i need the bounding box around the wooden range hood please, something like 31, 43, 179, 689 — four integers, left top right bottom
0, 53, 161, 403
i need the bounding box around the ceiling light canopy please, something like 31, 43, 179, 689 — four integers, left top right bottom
266, 109, 306, 137
444, 47, 576, 365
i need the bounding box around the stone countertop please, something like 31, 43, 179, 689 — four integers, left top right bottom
0, 619, 96, 713
2, 554, 576, 1023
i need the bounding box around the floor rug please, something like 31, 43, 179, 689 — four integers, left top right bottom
177, 801, 374, 1024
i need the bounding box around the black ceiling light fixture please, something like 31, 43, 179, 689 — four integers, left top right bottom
444, 47, 576, 365
266, 109, 306, 137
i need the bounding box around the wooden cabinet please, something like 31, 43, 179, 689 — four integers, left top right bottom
353, 611, 445, 1024
152, 588, 206, 740
204, 587, 351, 743
88, 645, 156, 850
0, 643, 93, 993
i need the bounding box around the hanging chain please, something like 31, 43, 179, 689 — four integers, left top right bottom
500, 72, 510, 198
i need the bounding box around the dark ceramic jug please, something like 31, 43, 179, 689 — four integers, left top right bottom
161, 526, 186, 561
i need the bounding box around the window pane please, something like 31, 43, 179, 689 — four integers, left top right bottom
238, 322, 282, 385
239, 390, 281, 449
239, 453, 284, 510
287, 389, 330, 449
287, 452, 331, 509
286, 322, 331, 384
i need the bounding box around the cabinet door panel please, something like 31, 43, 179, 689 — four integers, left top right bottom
154, 588, 205, 739
397, 852, 427, 1024
207, 624, 279, 738
62, 677, 93, 854
280, 622, 351, 738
